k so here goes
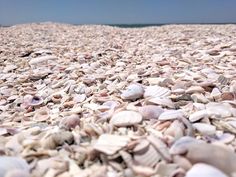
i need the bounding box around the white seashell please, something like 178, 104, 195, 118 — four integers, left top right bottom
138, 105, 164, 119
186, 163, 227, 177
186, 86, 205, 94
189, 109, 208, 122
121, 84, 144, 100
0, 156, 30, 177
192, 123, 216, 135
133, 144, 161, 167
147, 97, 175, 108
29, 55, 57, 65
210, 88, 222, 100
159, 110, 184, 121
206, 102, 232, 118
110, 111, 143, 126
144, 86, 170, 98
94, 134, 130, 155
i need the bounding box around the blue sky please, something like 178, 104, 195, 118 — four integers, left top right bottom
0, 0, 236, 25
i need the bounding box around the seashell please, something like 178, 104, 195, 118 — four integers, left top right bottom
133, 139, 150, 153
206, 102, 232, 118
189, 109, 208, 122
210, 87, 221, 100
29, 95, 44, 106
191, 93, 209, 103
147, 134, 171, 162
159, 109, 184, 121
186, 86, 205, 94
144, 85, 171, 98
221, 92, 236, 101
192, 123, 216, 135
33, 107, 50, 122
73, 94, 86, 103
29, 55, 58, 65
59, 114, 80, 130
133, 144, 161, 167
137, 105, 164, 119
5, 169, 30, 177
0, 156, 30, 177
131, 165, 156, 177
147, 97, 175, 108
94, 134, 130, 155
41, 131, 74, 149
156, 163, 179, 177
186, 163, 228, 177
170, 139, 236, 176
164, 120, 185, 140
121, 84, 144, 100
110, 111, 143, 127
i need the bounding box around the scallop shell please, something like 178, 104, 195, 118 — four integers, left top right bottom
94, 134, 130, 155
133, 144, 161, 167
110, 111, 143, 127
121, 84, 144, 100
144, 86, 171, 98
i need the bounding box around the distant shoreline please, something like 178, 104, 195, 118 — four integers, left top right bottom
1, 22, 236, 28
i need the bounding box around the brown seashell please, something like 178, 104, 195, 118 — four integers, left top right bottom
94, 134, 130, 155
59, 114, 80, 130
110, 111, 143, 127
221, 92, 236, 101
138, 105, 164, 120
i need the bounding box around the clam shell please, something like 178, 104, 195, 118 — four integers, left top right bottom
110, 111, 143, 126
186, 163, 228, 177
94, 134, 130, 155
159, 110, 184, 121
144, 86, 171, 98
121, 84, 144, 100
59, 114, 80, 130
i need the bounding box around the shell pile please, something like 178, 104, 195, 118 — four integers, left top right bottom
0, 23, 236, 177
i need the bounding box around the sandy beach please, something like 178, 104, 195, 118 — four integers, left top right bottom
1, 23, 236, 177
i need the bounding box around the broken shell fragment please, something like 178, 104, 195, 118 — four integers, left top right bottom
110, 111, 143, 126
94, 134, 130, 155
159, 109, 184, 121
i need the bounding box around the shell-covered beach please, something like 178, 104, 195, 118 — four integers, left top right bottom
1, 23, 236, 177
